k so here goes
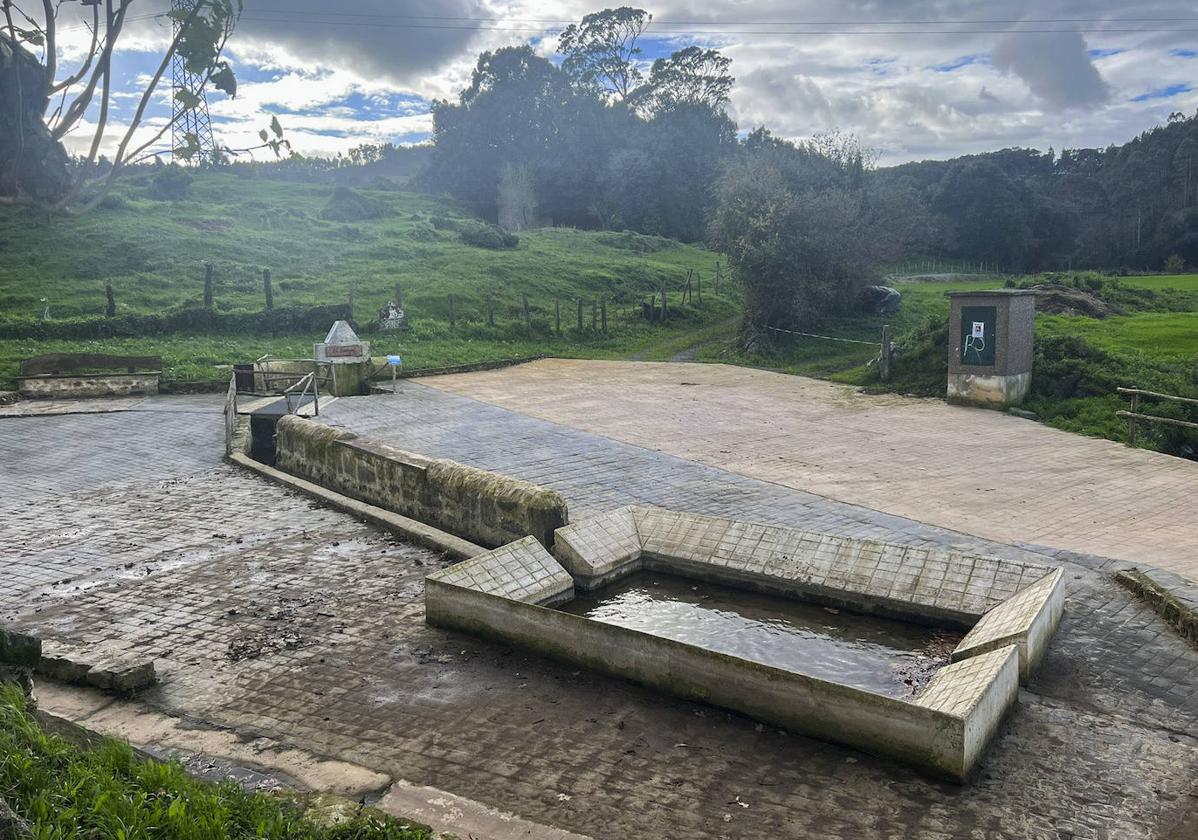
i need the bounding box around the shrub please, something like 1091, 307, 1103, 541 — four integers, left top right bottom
319, 186, 389, 222
148, 165, 193, 201
458, 222, 519, 250
0, 304, 355, 340
1164, 253, 1187, 274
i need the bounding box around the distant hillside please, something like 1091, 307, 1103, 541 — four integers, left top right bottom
0, 171, 720, 325
881, 112, 1198, 272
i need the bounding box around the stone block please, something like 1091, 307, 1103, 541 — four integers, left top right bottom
951, 568, 1065, 682
552, 506, 640, 588
427, 536, 573, 607
84, 658, 157, 693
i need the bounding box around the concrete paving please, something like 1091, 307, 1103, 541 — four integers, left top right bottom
418, 359, 1198, 582
1, 396, 1196, 838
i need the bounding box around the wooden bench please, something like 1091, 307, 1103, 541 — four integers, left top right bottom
18, 353, 163, 399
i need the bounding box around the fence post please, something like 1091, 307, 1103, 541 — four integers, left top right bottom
1128, 392, 1139, 446
715, 261, 721, 294
591, 299, 597, 330
880, 324, 892, 382
105, 282, 116, 318
203, 262, 214, 308
262, 269, 273, 311
577, 299, 584, 331
487, 298, 495, 326
661, 285, 668, 320
555, 299, 561, 333
697, 271, 702, 303
601, 299, 607, 334
523, 294, 531, 329
448, 294, 456, 328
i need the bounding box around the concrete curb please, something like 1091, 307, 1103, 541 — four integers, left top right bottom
1115, 567, 1198, 647
228, 452, 485, 561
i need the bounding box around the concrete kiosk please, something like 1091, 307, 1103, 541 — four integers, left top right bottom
947, 289, 1035, 407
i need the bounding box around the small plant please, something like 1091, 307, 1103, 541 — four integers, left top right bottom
1164, 253, 1187, 274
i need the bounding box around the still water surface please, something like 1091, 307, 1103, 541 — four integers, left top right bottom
561, 571, 961, 697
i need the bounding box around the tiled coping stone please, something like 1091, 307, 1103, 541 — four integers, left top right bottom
425, 508, 1066, 781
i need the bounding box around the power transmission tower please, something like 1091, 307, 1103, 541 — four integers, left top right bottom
170, 0, 216, 163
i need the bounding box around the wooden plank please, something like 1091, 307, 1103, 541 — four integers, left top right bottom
1117, 387, 1198, 408
19, 352, 162, 376
1116, 410, 1198, 431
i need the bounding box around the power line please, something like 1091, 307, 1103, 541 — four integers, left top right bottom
242, 9, 1198, 26
232, 16, 1198, 36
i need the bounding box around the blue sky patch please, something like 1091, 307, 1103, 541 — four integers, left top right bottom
930, 54, 983, 72
1087, 48, 1124, 58
1171, 48, 1198, 58
1131, 83, 1194, 102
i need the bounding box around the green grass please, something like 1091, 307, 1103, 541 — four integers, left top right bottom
0, 685, 429, 839
0, 172, 736, 387
0, 173, 724, 321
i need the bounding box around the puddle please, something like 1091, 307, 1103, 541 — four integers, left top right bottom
559, 571, 961, 697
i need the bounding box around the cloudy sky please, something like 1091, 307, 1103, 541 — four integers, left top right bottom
46, 0, 1198, 165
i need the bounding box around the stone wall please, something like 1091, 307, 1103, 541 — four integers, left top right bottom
275, 415, 568, 548
18, 373, 159, 398
426, 580, 1015, 781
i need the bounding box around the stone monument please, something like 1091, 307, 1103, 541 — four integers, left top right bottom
315, 321, 372, 397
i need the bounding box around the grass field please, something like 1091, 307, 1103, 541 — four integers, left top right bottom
0, 172, 735, 385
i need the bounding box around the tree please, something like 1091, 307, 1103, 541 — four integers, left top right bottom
0, 0, 282, 214
708, 134, 909, 343
932, 160, 1034, 269
633, 46, 733, 115
558, 7, 650, 102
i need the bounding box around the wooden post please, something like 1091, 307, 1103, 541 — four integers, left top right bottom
661, 285, 668, 320
601, 299, 607, 334
487, 298, 495, 326
105, 282, 116, 318
591, 299, 597, 330
203, 262, 214, 308
879, 324, 892, 382
1128, 392, 1139, 446
523, 294, 531, 329
577, 299, 584, 330
686, 268, 693, 303
555, 299, 561, 333
262, 269, 273, 311
394, 282, 403, 309
696, 271, 702, 303
448, 294, 456, 328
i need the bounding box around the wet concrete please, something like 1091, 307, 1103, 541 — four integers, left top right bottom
560, 572, 961, 697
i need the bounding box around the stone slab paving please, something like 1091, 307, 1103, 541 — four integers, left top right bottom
416, 359, 1198, 582
1, 400, 1197, 838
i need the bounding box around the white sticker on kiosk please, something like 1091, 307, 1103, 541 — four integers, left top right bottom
971, 321, 985, 339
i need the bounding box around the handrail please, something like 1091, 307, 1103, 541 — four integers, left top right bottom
1117, 387, 1198, 408
282, 371, 320, 417
1118, 387, 1198, 446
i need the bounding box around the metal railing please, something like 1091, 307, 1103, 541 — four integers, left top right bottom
283, 370, 320, 416
1117, 387, 1198, 446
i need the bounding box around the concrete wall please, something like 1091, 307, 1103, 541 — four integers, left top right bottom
426, 582, 980, 780
276, 415, 568, 549
19, 373, 159, 398
952, 568, 1065, 682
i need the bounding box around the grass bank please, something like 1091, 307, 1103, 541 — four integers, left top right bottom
0, 685, 428, 839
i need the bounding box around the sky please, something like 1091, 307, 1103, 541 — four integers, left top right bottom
41, 0, 1198, 166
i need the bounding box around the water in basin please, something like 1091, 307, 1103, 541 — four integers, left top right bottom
560, 571, 962, 697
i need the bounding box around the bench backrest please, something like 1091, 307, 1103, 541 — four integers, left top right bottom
19, 353, 163, 377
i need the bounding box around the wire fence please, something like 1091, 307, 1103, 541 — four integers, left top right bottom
764, 325, 879, 345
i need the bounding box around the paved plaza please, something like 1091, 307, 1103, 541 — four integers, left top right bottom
1, 380, 1196, 838
419, 359, 1198, 582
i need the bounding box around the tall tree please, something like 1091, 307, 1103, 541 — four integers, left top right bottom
558, 7, 650, 102
633, 46, 733, 115
0, 0, 281, 214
